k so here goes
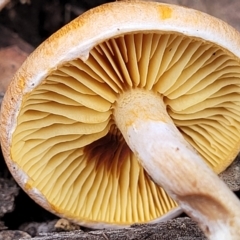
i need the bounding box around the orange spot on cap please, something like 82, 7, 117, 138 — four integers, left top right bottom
25, 180, 33, 191
159, 5, 172, 20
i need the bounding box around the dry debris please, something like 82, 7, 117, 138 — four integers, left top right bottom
54, 219, 81, 232
0, 178, 19, 218
26, 217, 207, 240
220, 156, 240, 191
0, 230, 31, 240
19, 220, 58, 238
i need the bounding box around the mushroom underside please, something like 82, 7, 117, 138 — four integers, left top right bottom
11, 31, 240, 226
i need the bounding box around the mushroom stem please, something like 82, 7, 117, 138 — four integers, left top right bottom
114, 88, 240, 240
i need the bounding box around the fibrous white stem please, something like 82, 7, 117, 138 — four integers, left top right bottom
114, 88, 240, 240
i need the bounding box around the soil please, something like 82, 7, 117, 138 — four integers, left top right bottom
0, 0, 240, 239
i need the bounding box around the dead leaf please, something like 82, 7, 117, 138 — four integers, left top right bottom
0, 0, 10, 11
0, 45, 29, 104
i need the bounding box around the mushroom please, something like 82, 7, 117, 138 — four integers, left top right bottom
1, 1, 240, 239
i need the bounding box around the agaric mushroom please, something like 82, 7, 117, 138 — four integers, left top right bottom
1, 1, 240, 239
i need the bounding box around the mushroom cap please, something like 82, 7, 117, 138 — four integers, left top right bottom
1, 1, 240, 228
